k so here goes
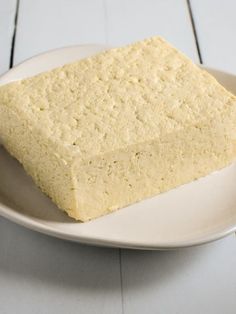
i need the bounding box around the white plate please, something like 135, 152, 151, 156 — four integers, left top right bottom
1, 45, 236, 250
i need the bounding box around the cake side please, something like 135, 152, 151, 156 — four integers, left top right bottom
1, 95, 235, 222
72, 111, 236, 221
0, 102, 78, 216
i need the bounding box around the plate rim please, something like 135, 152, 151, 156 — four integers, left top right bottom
1, 200, 236, 250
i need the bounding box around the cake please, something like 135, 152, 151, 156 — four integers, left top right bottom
0, 36, 236, 221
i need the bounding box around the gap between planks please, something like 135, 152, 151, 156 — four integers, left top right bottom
9, 0, 20, 68
186, 0, 203, 64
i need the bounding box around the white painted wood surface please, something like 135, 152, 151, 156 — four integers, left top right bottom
191, 0, 236, 73
0, 0, 16, 73
14, 0, 106, 64
105, 0, 198, 61
0, 0, 236, 313
0, 219, 122, 314
122, 234, 236, 314
14, 0, 198, 64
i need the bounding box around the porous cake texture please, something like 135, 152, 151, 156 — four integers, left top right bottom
0, 37, 236, 221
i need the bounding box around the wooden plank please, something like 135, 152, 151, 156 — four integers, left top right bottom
0, 219, 122, 314
0, 0, 17, 74
14, 0, 199, 64
13, 0, 106, 64
121, 235, 236, 314
105, 0, 199, 61
107, 1, 236, 313
104, 1, 206, 313
0, 1, 122, 313
190, 0, 236, 72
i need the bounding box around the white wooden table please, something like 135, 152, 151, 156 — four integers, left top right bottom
1, 1, 236, 313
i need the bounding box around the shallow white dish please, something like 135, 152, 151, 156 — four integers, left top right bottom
1, 45, 236, 250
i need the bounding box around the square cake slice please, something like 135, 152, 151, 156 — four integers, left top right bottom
1, 36, 236, 221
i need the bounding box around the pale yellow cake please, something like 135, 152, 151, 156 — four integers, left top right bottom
1, 36, 236, 221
